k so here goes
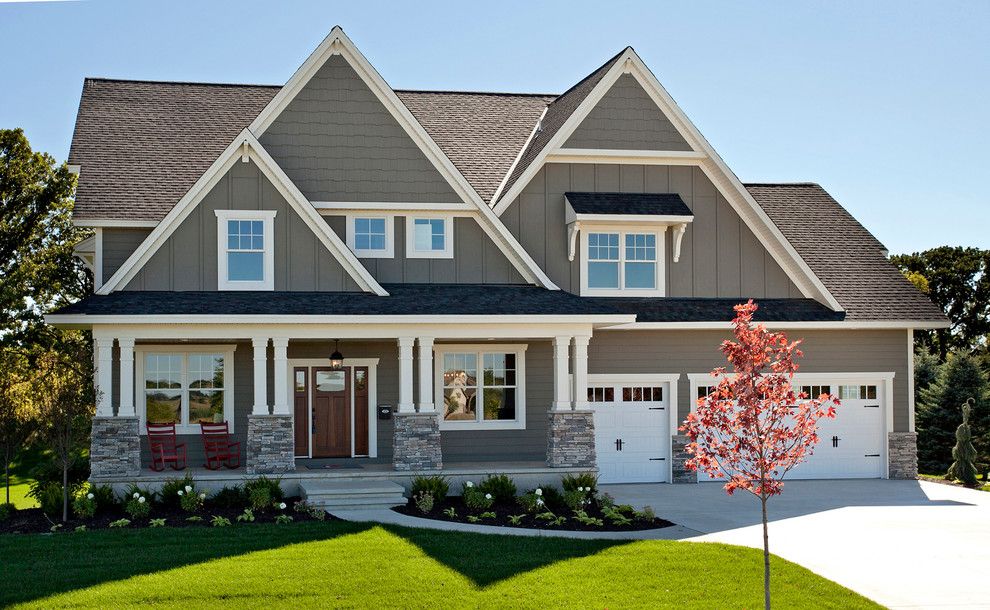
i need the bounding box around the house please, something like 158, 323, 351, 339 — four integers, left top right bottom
48, 27, 946, 492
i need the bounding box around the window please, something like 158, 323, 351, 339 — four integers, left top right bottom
347, 216, 394, 258
623, 386, 663, 402
215, 210, 275, 290
582, 229, 663, 296
839, 385, 878, 400
406, 216, 453, 258
697, 385, 716, 399
435, 345, 527, 430
588, 387, 615, 403
800, 385, 832, 399
137, 347, 235, 434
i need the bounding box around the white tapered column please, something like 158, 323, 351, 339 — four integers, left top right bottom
94, 336, 114, 416
397, 337, 415, 413
552, 336, 571, 411
252, 337, 269, 415
571, 335, 590, 410
417, 337, 436, 413
272, 337, 289, 415
117, 338, 136, 417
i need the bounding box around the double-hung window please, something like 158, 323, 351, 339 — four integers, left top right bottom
435, 345, 527, 430
406, 216, 453, 258
137, 346, 235, 434
347, 216, 394, 258
582, 229, 663, 296
215, 210, 276, 290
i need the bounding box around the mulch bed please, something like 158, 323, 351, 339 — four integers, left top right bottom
395, 496, 674, 532
0, 496, 334, 535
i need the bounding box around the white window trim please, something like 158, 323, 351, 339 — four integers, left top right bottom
434, 343, 527, 431
405, 214, 454, 259
134, 344, 237, 435
215, 210, 276, 291
346, 214, 395, 258
580, 224, 666, 297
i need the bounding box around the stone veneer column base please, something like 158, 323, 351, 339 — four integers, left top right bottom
888, 432, 918, 479
546, 410, 596, 469
247, 414, 295, 475
393, 412, 442, 471
671, 434, 697, 484
90, 416, 141, 479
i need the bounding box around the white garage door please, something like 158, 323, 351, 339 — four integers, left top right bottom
590, 381, 670, 484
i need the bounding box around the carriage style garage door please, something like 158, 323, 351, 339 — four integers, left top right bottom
589, 375, 677, 484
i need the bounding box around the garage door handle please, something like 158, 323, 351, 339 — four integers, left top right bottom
648, 407, 665, 410
649, 457, 666, 461
864, 404, 880, 408
615, 438, 623, 451
865, 454, 880, 457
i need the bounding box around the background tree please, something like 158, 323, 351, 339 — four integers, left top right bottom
680, 301, 835, 610
0, 349, 36, 504
891, 247, 990, 361
916, 352, 990, 474
948, 399, 979, 486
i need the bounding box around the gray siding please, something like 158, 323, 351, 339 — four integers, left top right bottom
103, 228, 152, 280
124, 160, 361, 292
563, 74, 692, 151
323, 215, 525, 284
501, 163, 801, 298
589, 329, 912, 432
259, 54, 459, 204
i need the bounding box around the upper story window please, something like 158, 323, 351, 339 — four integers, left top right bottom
581, 228, 664, 296
406, 216, 453, 258
347, 215, 394, 258
215, 210, 276, 291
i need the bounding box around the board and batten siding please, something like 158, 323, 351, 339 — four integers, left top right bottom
501, 163, 801, 298
322, 215, 526, 285
123, 160, 361, 292
563, 74, 692, 151
259, 54, 459, 204
102, 228, 152, 281
589, 329, 912, 432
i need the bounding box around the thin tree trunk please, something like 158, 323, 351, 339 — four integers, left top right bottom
62, 460, 68, 523
4, 457, 9, 505
762, 495, 771, 610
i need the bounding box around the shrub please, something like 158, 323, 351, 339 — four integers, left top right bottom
561, 472, 598, 494
463, 487, 494, 512
0, 502, 16, 521
109, 518, 130, 528
30, 456, 89, 489
274, 514, 293, 525
160, 475, 196, 509
186, 515, 204, 523
508, 514, 525, 525
603, 507, 632, 526
236, 508, 255, 523
124, 489, 152, 520
411, 475, 449, 504
247, 486, 272, 511
517, 490, 542, 513
89, 484, 118, 511
124, 483, 157, 505
72, 491, 97, 520
244, 476, 283, 504
478, 511, 496, 519
530, 484, 565, 513
442, 507, 457, 519
74, 525, 87, 533
293, 500, 326, 521
598, 492, 616, 510
635, 506, 656, 522
29, 481, 65, 518
478, 474, 517, 505
563, 489, 587, 512
211, 515, 231, 527
414, 492, 434, 514
573, 510, 604, 527
149, 518, 167, 528
212, 485, 248, 510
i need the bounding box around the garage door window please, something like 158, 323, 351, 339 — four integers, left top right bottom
588, 387, 615, 403
800, 385, 832, 399
622, 386, 662, 402
696, 385, 716, 399
839, 385, 877, 400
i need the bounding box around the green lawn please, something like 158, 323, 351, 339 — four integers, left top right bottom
0, 521, 878, 609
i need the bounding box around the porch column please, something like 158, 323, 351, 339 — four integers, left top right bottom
397, 337, 415, 413
117, 338, 136, 417
416, 337, 436, 412
94, 335, 113, 416
251, 337, 269, 415
271, 337, 289, 415
571, 335, 590, 410
552, 335, 571, 411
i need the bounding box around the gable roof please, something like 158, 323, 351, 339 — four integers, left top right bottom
746, 183, 945, 322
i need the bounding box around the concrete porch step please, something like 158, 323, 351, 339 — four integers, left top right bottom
299, 479, 407, 512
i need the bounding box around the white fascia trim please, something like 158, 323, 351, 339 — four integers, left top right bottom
603, 320, 952, 330
567, 213, 694, 225
345, 213, 395, 259
249, 26, 557, 290
686, 371, 895, 394
491, 106, 548, 204
215, 209, 277, 291
588, 373, 681, 384
93, 228, 103, 289
73, 219, 159, 228
73, 234, 96, 274
48, 314, 635, 327
490, 49, 841, 313
97, 129, 387, 296
405, 214, 454, 259
547, 149, 707, 165
314, 201, 474, 212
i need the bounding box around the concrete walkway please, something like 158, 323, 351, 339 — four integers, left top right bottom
603, 479, 990, 610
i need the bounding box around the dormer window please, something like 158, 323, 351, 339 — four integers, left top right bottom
583, 229, 663, 295
347, 215, 394, 258
406, 216, 453, 258
215, 210, 276, 291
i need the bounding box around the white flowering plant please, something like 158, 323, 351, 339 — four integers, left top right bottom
179, 484, 206, 513
462, 486, 494, 511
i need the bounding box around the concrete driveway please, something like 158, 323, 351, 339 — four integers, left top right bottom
602, 479, 990, 609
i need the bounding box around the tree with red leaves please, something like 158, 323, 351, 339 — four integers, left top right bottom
680, 300, 836, 610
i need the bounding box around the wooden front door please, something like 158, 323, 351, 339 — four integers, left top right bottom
311, 367, 351, 457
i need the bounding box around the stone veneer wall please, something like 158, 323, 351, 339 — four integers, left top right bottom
90, 416, 141, 479
246, 414, 294, 475
546, 410, 596, 469
888, 432, 918, 479
671, 434, 697, 484
393, 413, 442, 471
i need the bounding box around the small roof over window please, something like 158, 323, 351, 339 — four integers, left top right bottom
564, 192, 693, 223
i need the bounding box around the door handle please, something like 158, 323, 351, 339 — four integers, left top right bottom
615, 438, 623, 451
831, 435, 840, 448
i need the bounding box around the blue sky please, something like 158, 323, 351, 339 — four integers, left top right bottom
2, 0, 986, 255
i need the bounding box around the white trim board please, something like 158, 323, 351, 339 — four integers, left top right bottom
73, 219, 159, 228
313, 201, 474, 212
547, 149, 707, 165
247, 26, 557, 291
95, 129, 386, 296
490, 48, 842, 312
603, 320, 951, 330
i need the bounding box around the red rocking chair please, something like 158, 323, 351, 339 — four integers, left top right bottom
147, 423, 187, 472
200, 421, 241, 470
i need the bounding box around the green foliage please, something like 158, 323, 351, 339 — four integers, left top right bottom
274, 514, 293, 525
441, 507, 457, 519
236, 509, 256, 523
211, 485, 248, 510
507, 514, 524, 525
615, 504, 636, 515
185, 516, 204, 523
73, 525, 86, 532
89, 484, 117, 511
180, 489, 206, 513
561, 472, 598, 494
410, 475, 448, 504
0, 502, 15, 521
160, 475, 195, 509
917, 352, 990, 473
598, 492, 615, 510
293, 500, 326, 521
533, 484, 565, 513
247, 486, 271, 511
462, 486, 494, 512
635, 506, 656, 522
603, 507, 632, 526
244, 476, 283, 510
534, 510, 557, 522
948, 401, 980, 486
477, 474, 516, 505
466, 515, 480, 523
211, 515, 231, 527
572, 510, 604, 527
71, 493, 96, 520
29, 480, 64, 517
124, 495, 150, 520
108, 518, 130, 528
563, 489, 587, 512
414, 492, 434, 514
49, 523, 62, 532
149, 518, 166, 528
478, 511, 496, 520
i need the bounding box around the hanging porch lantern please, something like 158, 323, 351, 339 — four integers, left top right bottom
329, 339, 344, 371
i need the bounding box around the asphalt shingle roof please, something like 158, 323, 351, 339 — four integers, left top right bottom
595, 297, 844, 323
565, 192, 692, 216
